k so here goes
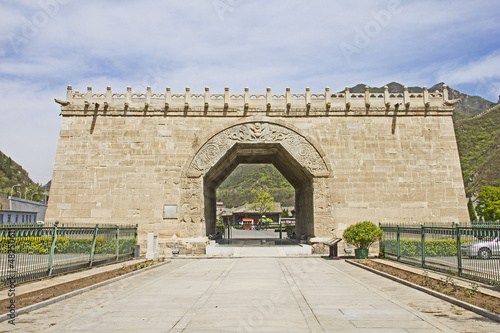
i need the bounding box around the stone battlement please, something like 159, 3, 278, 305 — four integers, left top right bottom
56, 85, 458, 116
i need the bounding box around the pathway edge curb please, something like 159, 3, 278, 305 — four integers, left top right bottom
0, 260, 171, 323
346, 259, 500, 324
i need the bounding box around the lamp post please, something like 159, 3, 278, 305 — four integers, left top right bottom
10, 184, 20, 197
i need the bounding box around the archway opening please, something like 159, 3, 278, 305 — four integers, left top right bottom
204, 143, 314, 240
216, 163, 294, 240
217, 164, 294, 211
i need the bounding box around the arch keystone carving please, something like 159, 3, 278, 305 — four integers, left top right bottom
187, 122, 328, 177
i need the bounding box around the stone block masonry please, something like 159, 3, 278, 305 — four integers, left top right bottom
46, 85, 469, 254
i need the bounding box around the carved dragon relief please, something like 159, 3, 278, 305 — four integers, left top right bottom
188, 122, 328, 175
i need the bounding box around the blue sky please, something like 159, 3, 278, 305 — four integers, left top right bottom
1, 0, 499, 184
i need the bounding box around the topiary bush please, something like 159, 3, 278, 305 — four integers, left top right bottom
343, 221, 383, 249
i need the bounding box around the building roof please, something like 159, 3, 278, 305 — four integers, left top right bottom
221, 203, 282, 216
0, 210, 37, 214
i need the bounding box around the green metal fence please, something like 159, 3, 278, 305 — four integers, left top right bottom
0, 222, 137, 286
380, 222, 500, 285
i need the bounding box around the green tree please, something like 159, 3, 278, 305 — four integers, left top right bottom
248, 188, 275, 221
342, 221, 383, 250
467, 197, 478, 222
475, 186, 500, 221
281, 209, 290, 218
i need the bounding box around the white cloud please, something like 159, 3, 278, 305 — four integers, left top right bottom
438, 51, 500, 84
0, 80, 61, 184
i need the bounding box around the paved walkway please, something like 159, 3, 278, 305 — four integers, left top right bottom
2, 258, 500, 332
0, 259, 151, 305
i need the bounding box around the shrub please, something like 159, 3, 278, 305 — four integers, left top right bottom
216, 223, 225, 236
381, 238, 473, 257
1, 236, 136, 255
343, 221, 383, 249
285, 225, 295, 237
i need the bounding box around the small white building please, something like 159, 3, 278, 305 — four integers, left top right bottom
0, 194, 47, 225
0, 210, 37, 224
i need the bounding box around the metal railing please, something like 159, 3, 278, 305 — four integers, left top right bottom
380, 222, 500, 285
0, 222, 138, 286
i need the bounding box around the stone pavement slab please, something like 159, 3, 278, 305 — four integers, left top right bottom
0, 258, 152, 304
1, 258, 500, 332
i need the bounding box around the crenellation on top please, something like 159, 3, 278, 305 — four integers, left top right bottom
55, 85, 459, 116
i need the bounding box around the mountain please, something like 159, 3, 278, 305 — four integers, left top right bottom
216, 164, 295, 208
0, 150, 44, 200
455, 103, 500, 194
348, 82, 424, 94
429, 82, 496, 120
346, 82, 495, 120
0, 151, 33, 192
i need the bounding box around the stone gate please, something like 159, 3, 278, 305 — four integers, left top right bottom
46, 85, 470, 254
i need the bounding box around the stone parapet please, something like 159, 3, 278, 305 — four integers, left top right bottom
56, 85, 458, 117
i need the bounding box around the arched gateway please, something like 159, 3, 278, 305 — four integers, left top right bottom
186, 120, 330, 239
47, 85, 470, 254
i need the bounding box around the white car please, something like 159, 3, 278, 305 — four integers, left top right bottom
461, 237, 500, 259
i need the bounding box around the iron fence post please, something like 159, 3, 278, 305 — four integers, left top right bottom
134, 224, 139, 253
396, 224, 401, 261
89, 224, 99, 268
115, 224, 120, 261
456, 223, 462, 277
48, 221, 59, 276
379, 223, 384, 256
421, 224, 426, 268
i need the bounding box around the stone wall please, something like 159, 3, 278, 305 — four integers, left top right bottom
46, 113, 469, 253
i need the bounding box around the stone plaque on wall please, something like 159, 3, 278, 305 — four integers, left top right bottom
163, 205, 177, 219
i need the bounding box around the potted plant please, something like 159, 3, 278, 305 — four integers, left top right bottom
342, 221, 383, 259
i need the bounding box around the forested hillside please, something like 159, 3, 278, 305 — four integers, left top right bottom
455, 104, 500, 194
0, 150, 44, 200
217, 164, 294, 207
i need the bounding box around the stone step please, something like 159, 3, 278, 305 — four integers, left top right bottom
233, 247, 287, 257
205, 244, 313, 256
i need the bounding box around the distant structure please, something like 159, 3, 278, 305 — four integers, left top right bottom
46, 85, 469, 254
220, 203, 283, 228
0, 193, 47, 224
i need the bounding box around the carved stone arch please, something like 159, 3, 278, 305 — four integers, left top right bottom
183, 119, 330, 239
186, 120, 329, 178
